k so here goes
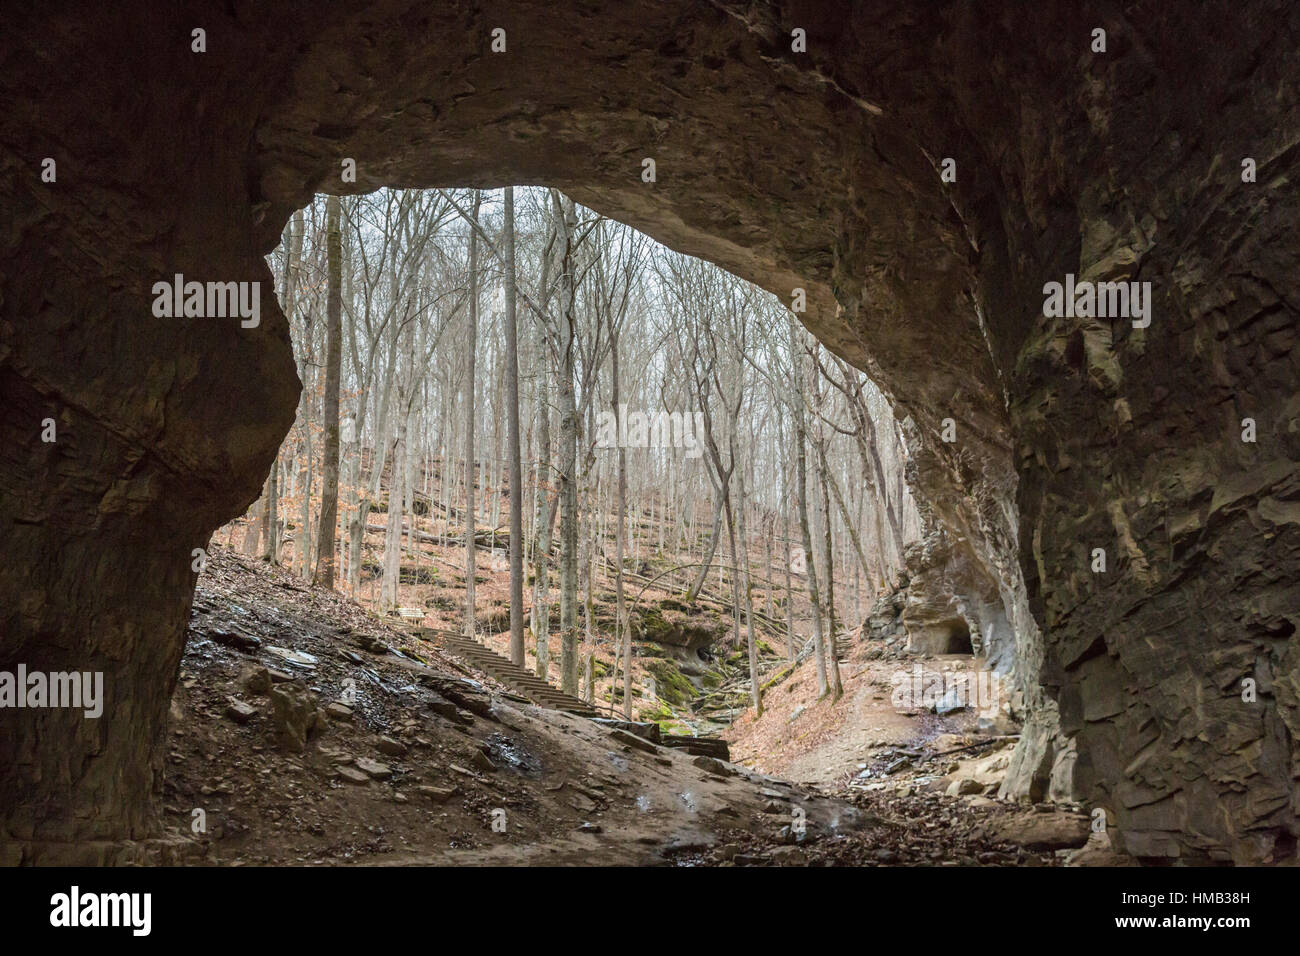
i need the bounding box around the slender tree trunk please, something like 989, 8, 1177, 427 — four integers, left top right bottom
558, 313, 579, 694
463, 190, 482, 637
737, 468, 762, 716
763, 510, 774, 623
403, 406, 416, 559
816, 440, 843, 700
686, 494, 725, 601
789, 320, 827, 695
822, 449, 873, 586
381, 400, 407, 609
612, 329, 632, 718
263, 458, 279, 563
244, 497, 262, 555
502, 187, 526, 665
349, 345, 396, 596
297, 437, 313, 576
782, 451, 795, 661
553, 192, 581, 695
533, 376, 554, 679
314, 195, 343, 588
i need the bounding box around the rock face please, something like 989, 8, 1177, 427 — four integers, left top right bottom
0, 1, 1296, 863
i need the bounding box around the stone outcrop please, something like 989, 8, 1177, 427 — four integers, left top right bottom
1, 1, 1296, 863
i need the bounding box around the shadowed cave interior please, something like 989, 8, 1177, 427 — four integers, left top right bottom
0, 0, 1298, 866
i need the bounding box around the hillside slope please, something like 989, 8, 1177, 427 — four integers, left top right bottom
134, 547, 1108, 866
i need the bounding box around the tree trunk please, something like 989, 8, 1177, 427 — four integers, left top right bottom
552, 191, 581, 696
789, 319, 827, 696
810, 348, 843, 699
816, 433, 844, 700
463, 190, 482, 637
243, 497, 262, 555
685, 493, 725, 601
781, 448, 795, 661
737, 468, 762, 716
263, 457, 279, 564
533, 374, 554, 679
314, 195, 342, 588
612, 327, 632, 718
381, 403, 407, 609
502, 187, 526, 665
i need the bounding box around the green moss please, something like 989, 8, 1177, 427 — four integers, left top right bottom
642, 657, 696, 707
637, 699, 674, 722
762, 661, 798, 691
636, 605, 672, 642
657, 719, 692, 737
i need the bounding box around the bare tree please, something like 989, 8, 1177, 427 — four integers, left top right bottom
502, 187, 525, 664
551, 190, 581, 695
788, 316, 828, 696
222, 185, 926, 736
315, 195, 343, 588
810, 342, 843, 699
463, 190, 482, 636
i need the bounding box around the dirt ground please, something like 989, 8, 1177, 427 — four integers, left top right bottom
166, 547, 1114, 866
725, 640, 1010, 785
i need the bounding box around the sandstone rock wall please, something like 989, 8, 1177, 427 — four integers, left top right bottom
1, 0, 1295, 862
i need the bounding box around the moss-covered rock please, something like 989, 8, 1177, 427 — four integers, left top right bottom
636, 698, 674, 723
642, 657, 696, 706
635, 605, 671, 642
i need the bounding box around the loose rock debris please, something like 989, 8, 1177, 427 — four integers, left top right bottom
166, 547, 1114, 865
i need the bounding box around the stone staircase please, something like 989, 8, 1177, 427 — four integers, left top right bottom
418, 628, 601, 719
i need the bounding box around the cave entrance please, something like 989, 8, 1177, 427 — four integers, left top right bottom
1, 0, 1025, 862
4, 0, 1291, 869
226, 185, 922, 737
942, 621, 973, 656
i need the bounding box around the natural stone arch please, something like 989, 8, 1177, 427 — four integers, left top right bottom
1, 1, 1296, 864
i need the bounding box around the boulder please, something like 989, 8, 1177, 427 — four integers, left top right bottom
354, 757, 393, 780
269, 684, 326, 752
224, 698, 258, 725
975, 810, 1090, 852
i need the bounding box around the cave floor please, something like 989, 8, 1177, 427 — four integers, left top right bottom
165, 548, 1113, 866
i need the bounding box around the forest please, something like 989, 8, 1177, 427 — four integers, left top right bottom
223, 186, 921, 722
10, 0, 1285, 888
